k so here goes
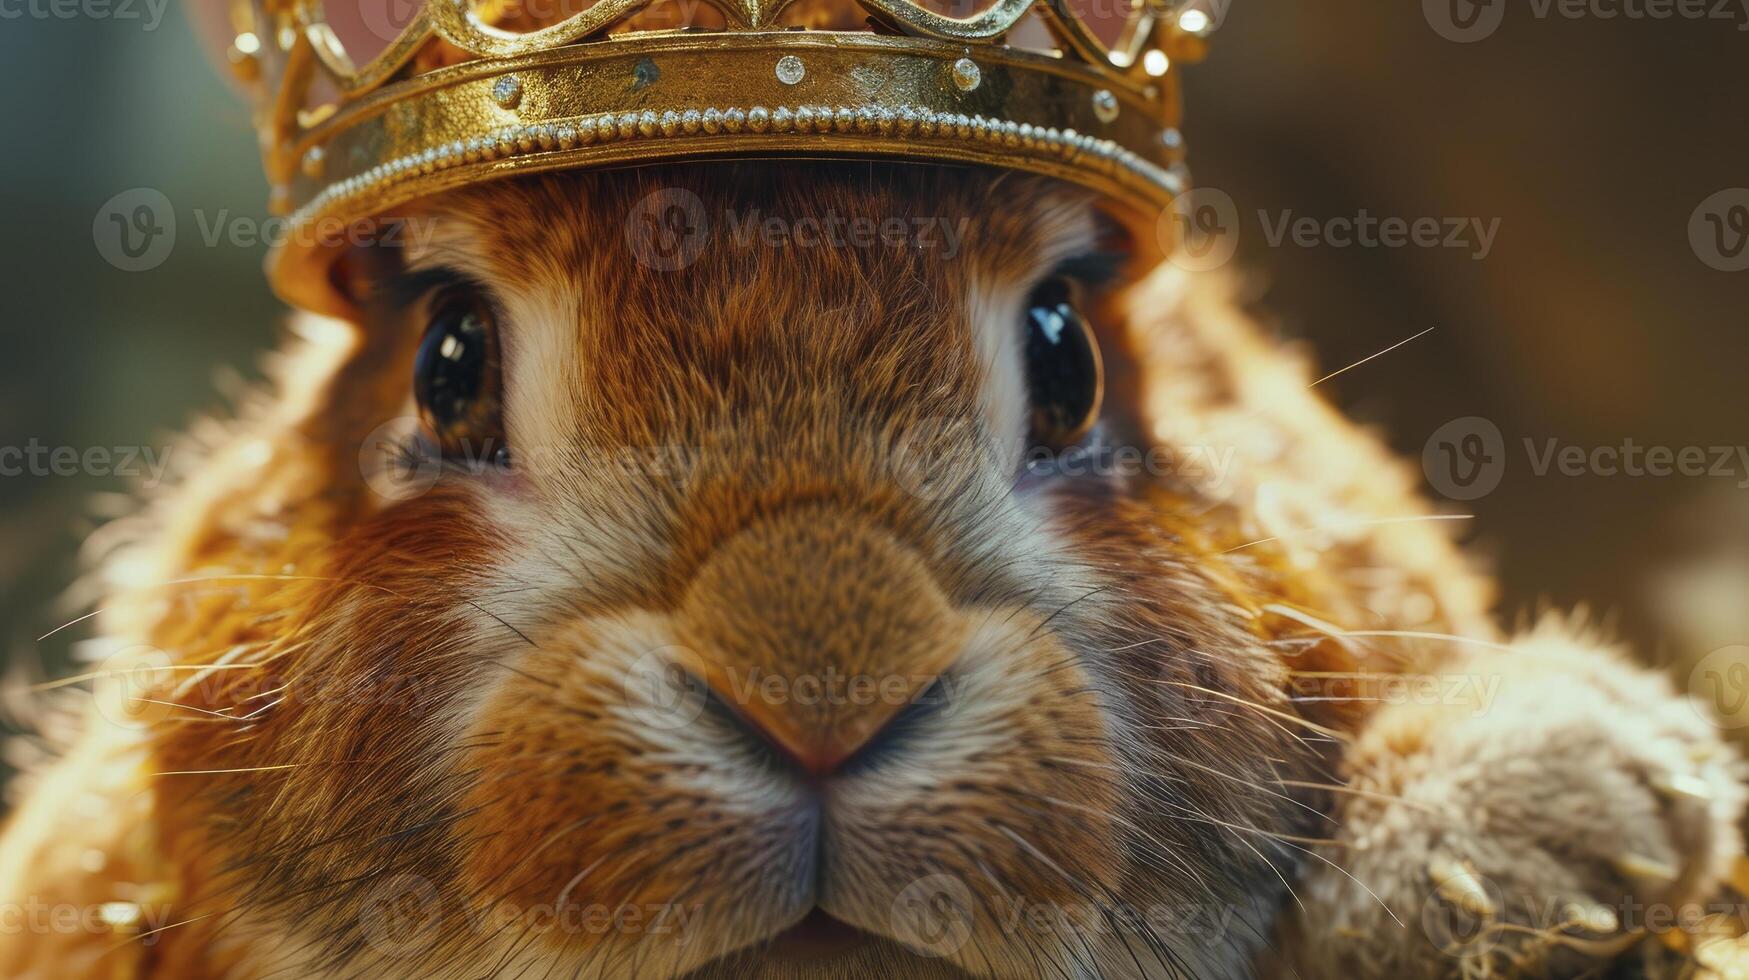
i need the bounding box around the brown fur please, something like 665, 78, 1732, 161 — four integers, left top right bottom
0, 163, 1737, 979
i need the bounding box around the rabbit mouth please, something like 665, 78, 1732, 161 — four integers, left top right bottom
765, 908, 872, 960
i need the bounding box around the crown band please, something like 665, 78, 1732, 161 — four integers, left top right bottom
236, 0, 1210, 314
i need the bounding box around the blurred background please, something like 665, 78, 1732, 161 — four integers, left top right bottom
0, 1, 1744, 701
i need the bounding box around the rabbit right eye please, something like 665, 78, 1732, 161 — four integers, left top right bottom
414, 289, 507, 464
1022, 276, 1104, 450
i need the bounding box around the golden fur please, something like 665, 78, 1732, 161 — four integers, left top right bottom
0, 163, 1739, 979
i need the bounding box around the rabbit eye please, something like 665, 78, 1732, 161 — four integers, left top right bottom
1022, 277, 1103, 449
414, 289, 505, 463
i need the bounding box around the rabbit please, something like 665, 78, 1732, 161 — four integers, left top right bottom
0, 162, 1741, 980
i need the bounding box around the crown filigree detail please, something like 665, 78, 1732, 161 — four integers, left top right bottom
226, 0, 1217, 313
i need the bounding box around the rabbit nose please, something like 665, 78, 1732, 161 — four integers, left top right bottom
674, 506, 967, 776
696, 663, 949, 777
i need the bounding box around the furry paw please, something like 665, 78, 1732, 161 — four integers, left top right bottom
1283, 626, 1745, 979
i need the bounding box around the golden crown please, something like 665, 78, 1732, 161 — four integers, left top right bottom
223, 0, 1217, 314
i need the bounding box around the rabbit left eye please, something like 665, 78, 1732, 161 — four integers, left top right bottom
1022, 277, 1103, 449
414, 287, 506, 464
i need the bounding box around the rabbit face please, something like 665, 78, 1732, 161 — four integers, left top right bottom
153, 164, 1317, 979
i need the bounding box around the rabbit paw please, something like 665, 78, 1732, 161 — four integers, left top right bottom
1282, 627, 1745, 979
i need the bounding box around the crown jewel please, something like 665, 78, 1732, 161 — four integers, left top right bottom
226, 0, 1217, 313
